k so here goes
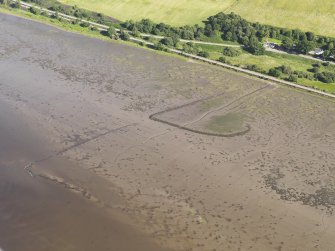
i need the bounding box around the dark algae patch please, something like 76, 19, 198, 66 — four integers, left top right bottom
205, 113, 247, 134
264, 168, 335, 212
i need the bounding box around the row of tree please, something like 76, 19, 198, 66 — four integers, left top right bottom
122, 12, 335, 59
204, 12, 334, 56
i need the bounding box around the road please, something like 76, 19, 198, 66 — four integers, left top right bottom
266, 47, 335, 65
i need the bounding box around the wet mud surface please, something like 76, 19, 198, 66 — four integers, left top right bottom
1, 12, 335, 251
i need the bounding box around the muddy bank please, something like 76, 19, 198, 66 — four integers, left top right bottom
0, 98, 170, 251
1, 12, 335, 251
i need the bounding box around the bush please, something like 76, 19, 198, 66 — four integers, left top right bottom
222, 47, 242, 57
268, 68, 281, 77
145, 36, 157, 43
309, 66, 320, 73
287, 74, 298, 82
218, 57, 226, 63
153, 42, 166, 51
80, 22, 90, 28
182, 42, 198, 54
160, 37, 174, 47
51, 12, 59, 19
120, 30, 130, 41
312, 63, 322, 68
277, 65, 292, 74
294, 70, 311, 79
106, 26, 116, 38
29, 6, 40, 15
198, 51, 210, 58
316, 72, 335, 83
133, 30, 141, 38
246, 64, 263, 72
10, 0, 20, 8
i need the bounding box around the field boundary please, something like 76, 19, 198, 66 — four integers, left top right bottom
149, 90, 257, 138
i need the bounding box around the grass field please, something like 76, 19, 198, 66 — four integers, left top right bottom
59, 0, 335, 37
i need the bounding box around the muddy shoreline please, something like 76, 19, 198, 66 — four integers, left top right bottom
0, 94, 170, 251
1, 12, 335, 251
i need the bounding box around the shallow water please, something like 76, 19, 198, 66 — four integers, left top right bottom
0, 13, 171, 251
0, 98, 169, 251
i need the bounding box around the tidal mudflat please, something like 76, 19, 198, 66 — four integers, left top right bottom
1, 12, 335, 251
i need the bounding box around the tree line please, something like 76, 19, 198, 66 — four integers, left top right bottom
122, 12, 335, 59
2, 0, 334, 85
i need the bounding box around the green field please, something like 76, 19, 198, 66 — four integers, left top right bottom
195, 43, 335, 94
59, 0, 335, 37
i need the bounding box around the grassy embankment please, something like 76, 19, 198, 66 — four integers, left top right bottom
59, 0, 335, 37
196, 44, 335, 93
0, 5, 186, 61
1, 4, 334, 94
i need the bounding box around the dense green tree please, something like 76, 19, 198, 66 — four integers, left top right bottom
160, 37, 174, 47
268, 68, 281, 77
204, 24, 215, 37
106, 26, 116, 38
306, 32, 315, 41
246, 36, 265, 55
296, 39, 315, 54
180, 26, 195, 40
119, 11, 333, 60
316, 72, 335, 83
282, 37, 294, 50
139, 19, 155, 33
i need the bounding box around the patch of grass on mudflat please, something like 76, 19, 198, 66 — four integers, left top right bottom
59, 0, 335, 37
206, 113, 245, 134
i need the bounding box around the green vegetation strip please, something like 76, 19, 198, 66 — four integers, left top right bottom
1, 1, 335, 98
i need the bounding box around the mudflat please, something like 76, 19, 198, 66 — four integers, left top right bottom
0, 66, 170, 251
0, 12, 335, 251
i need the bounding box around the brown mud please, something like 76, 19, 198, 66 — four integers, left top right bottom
1, 12, 335, 251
